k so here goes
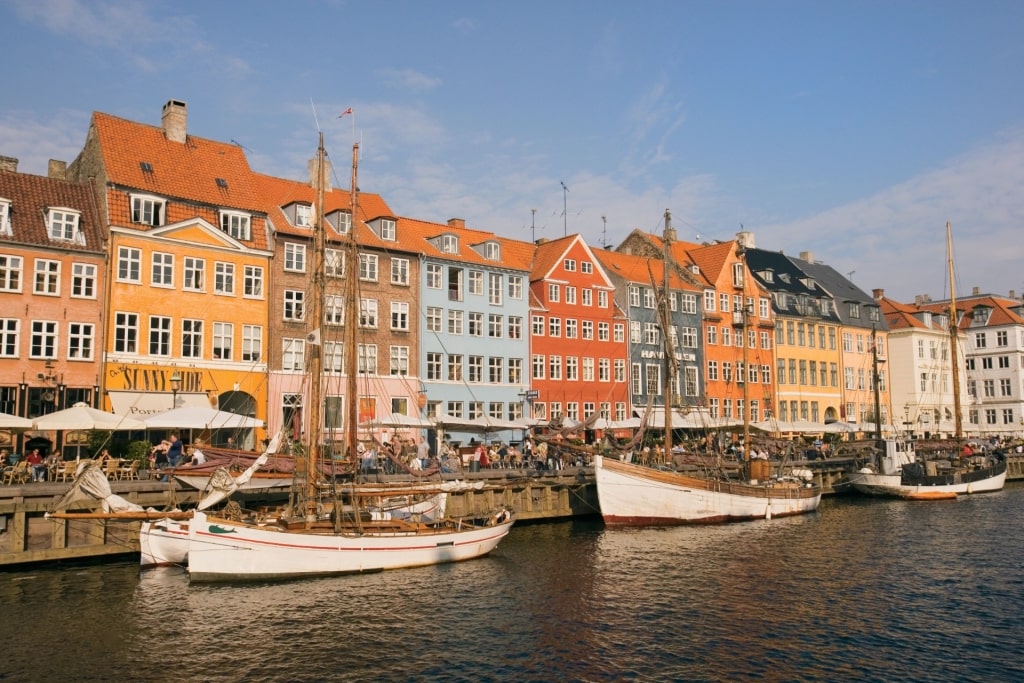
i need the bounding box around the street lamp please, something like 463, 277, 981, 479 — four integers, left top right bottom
170, 372, 182, 409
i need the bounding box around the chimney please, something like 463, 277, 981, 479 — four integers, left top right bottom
1010, 290, 1017, 299
872, 288, 884, 300
307, 156, 333, 192
0, 155, 17, 172
736, 230, 755, 249
971, 286, 980, 296
447, 218, 465, 229
161, 99, 188, 143
47, 159, 67, 180
799, 250, 814, 263
914, 295, 925, 305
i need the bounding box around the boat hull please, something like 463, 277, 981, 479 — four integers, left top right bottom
594, 455, 821, 525
139, 518, 190, 567
186, 510, 515, 582
174, 473, 294, 491
847, 460, 1006, 498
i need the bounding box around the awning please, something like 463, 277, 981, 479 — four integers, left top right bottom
108, 391, 212, 418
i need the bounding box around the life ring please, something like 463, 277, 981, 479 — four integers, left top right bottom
494, 509, 511, 525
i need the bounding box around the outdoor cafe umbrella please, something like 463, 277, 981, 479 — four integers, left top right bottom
0, 411, 32, 429
143, 406, 264, 430
32, 402, 147, 431
359, 413, 435, 430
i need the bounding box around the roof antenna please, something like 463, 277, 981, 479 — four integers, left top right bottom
601, 214, 608, 248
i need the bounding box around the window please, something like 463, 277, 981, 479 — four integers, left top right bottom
283, 290, 305, 321
284, 243, 306, 272
614, 323, 625, 343
182, 319, 203, 358
426, 307, 442, 333
323, 342, 343, 374
533, 355, 545, 380
214, 262, 235, 295
508, 316, 523, 339
114, 312, 138, 353
566, 286, 577, 305
152, 252, 174, 287
598, 358, 610, 382
244, 265, 264, 298
732, 262, 744, 287
582, 320, 593, 340
323, 249, 344, 278
148, 316, 172, 356
489, 357, 503, 383
359, 299, 378, 328
213, 322, 233, 360
426, 264, 442, 289
508, 275, 523, 299
614, 359, 625, 382
0, 199, 10, 236
282, 338, 305, 371
131, 194, 165, 226
974, 332, 987, 349
565, 356, 578, 381
548, 355, 562, 380
391, 302, 410, 331
220, 211, 251, 240
565, 319, 577, 339
468, 355, 483, 382
391, 257, 410, 285
183, 257, 205, 291
30, 320, 58, 358
548, 317, 561, 337
390, 345, 409, 375
548, 284, 559, 303
448, 354, 464, 381
469, 312, 483, 336
509, 358, 523, 384
469, 271, 483, 295
488, 314, 503, 338
448, 310, 464, 335
33, 259, 60, 295
64, 322, 93, 360
0, 255, 23, 291
47, 208, 79, 241
426, 352, 442, 380
448, 267, 463, 301
598, 322, 609, 341
335, 211, 352, 233
485, 242, 500, 260
582, 288, 593, 306
581, 261, 593, 274
294, 204, 311, 227
242, 325, 262, 362
564, 259, 576, 272
598, 291, 608, 308
996, 330, 1008, 346
488, 273, 502, 305
441, 234, 458, 254
0, 318, 19, 357
532, 315, 545, 336
643, 288, 655, 309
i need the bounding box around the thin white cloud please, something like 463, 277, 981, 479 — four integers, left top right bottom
376, 68, 443, 91
0, 109, 91, 174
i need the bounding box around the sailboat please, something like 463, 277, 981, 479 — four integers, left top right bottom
185, 134, 514, 582
847, 222, 1006, 499
594, 225, 821, 524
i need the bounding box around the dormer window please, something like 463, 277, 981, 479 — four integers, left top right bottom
331, 210, 351, 234
220, 210, 251, 240
848, 302, 861, 318
130, 194, 165, 227
0, 198, 11, 236
972, 308, 991, 325
441, 234, 458, 254
484, 242, 500, 261
379, 218, 396, 241
47, 207, 80, 241
294, 204, 311, 228
761, 269, 774, 283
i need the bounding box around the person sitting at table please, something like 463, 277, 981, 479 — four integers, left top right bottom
26, 449, 45, 482
96, 448, 113, 465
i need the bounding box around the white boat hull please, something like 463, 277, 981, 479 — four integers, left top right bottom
174, 473, 294, 491
594, 455, 821, 525
139, 518, 190, 567
186, 510, 514, 582
847, 468, 1006, 498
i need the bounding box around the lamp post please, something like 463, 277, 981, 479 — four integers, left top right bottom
170, 372, 182, 409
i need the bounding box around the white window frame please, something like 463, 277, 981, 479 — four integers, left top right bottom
220, 210, 252, 240
130, 194, 165, 227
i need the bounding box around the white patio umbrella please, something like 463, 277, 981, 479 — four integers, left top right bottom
359, 413, 434, 429
32, 402, 147, 431
0, 411, 32, 429
143, 406, 264, 430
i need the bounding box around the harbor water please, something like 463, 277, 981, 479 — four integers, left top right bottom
2, 486, 1023, 682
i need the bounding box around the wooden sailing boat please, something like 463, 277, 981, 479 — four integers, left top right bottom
848, 222, 1006, 499
185, 134, 514, 582
594, 223, 821, 524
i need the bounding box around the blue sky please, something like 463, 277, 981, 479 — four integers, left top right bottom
2, 0, 1022, 302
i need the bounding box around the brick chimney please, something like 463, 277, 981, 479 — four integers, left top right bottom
0, 155, 17, 172
799, 250, 814, 263
447, 218, 465, 229
48, 159, 67, 179
307, 156, 333, 192
161, 99, 188, 143
873, 288, 884, 300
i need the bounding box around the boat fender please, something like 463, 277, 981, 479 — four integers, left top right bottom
494, 508, 511, 525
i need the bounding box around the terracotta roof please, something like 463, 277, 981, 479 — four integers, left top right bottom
877, 296, 939, 331
915, 294, 1024, 329
398, 216, 536, 271
92, 111, 263, 213
0, 169, 104, 253
593, 246, 697, 291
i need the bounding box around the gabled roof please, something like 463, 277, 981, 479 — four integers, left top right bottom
593, 246, 697, 292
915, 294, 1024, 329
91, 111, 263, 213
790, 255, 885, 330
531, 234, 614, 288
397, 216, 535, 272
877, 296, 946, 332
0, 169, 104, 253
744, 248, 818, 295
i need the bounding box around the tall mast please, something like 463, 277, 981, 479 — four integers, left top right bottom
737, 237, 750, 466
662, 209, 674, 459
345, 143, 361, 463
946, 221, 963, 443
303, 132, 328, 519
871, 323, 883, 441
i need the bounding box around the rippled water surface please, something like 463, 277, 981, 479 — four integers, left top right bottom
3, 486, 1024, 682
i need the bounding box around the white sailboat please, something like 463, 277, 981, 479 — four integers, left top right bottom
847, 222, 1006, 499
186, 134, 514, 582
595, 222, 821, 524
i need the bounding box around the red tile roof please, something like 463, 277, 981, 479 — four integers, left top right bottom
0, 169, 104, 253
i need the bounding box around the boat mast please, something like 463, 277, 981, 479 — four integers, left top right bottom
302, 132, 328, 520
738, 237, 750, 468
661, 209, 674, 460
345, 143, 361, 465
946, 221, 963, 443
871, 323, 883, 441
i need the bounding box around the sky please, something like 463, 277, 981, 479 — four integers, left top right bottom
1, 0, 1022, 303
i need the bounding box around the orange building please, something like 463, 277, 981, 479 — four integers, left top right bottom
68, 101, 273, 446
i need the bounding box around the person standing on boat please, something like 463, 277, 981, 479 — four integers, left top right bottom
166, 435, 183, 468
